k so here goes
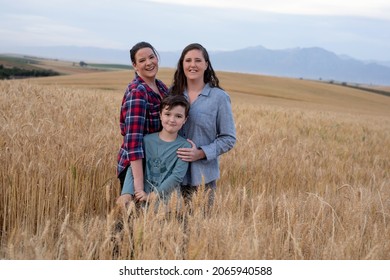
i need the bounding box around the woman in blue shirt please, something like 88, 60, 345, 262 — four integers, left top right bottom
170, 43, 236, 206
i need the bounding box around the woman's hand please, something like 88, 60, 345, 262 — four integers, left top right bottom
177, 139, 206, 162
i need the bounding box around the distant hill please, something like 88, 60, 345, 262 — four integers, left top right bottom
2, 45, 390, 85
0, 54, 132, 75
209, 46, 390, 86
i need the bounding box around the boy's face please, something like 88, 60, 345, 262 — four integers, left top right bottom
160, 105, 187, 134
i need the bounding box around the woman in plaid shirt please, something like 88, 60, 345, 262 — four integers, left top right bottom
116, 42, 168, 206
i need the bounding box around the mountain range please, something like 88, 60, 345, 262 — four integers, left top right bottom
3, 45, 390, 86
210, 46, 390, 86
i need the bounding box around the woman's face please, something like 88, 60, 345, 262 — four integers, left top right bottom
182, 49, 208, 82
133, 47, 158, 81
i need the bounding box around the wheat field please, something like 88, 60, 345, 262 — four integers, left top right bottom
1, 69, 390, 260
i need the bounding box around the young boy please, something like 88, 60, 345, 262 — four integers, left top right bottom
116, 95, 191, 207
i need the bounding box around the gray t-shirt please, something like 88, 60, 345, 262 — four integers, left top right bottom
122, 132, 191, 199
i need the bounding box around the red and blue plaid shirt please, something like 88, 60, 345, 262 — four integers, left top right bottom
117, 74, 168, 176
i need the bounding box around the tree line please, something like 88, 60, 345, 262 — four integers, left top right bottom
0, 64, 60, 79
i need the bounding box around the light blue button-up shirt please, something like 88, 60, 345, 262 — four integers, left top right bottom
180, 84, 236, 186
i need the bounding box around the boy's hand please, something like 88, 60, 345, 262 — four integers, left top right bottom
116, 194, 132, 208
134, 190, 148, 202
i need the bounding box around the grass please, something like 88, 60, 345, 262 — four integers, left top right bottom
87, 63, 132, 70
0, 54, 131, 75
1, 70, 389, 259
0, 55, 42, 71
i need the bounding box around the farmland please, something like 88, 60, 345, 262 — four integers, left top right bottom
1, 64, 390, 259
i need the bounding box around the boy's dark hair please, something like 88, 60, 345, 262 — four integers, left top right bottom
160, 95, 190, 117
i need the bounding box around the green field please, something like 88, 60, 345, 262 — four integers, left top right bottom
0, 54, 131, 75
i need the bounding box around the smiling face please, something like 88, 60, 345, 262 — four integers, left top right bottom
182, 49, 208, 82
132, 47, 159, 82
160, 105, 187, 135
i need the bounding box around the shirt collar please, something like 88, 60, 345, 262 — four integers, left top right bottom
135, 74, 165, 96
200, 83, 211, 96
185, 83, 212, 97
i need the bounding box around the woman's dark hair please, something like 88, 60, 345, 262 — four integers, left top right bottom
170, 43, 221, 96
130, 41, 159, 64
160, 95, 190, 117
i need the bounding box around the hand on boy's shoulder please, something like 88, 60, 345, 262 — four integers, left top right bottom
177, 138, 204, 162
184, 141, 192, 149
177, 134, 192, 148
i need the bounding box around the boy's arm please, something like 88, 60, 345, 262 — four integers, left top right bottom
131, 159, 144, 192
131, 159, 147, 201
156, 158, 189, 198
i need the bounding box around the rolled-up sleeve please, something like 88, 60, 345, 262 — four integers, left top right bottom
122, 87, 147, 161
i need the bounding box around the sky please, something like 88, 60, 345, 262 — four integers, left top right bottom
1, 0, 390, 62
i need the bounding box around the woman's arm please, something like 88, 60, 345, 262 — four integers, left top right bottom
123, 87, 148, 161
199, 92, 236, 160
123, 86, 148, 201
177, 92, 236, 162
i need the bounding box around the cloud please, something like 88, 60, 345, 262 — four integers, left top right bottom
1, 0, 389, 61
146, 0, 390, 19
0, 14, 124, 49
